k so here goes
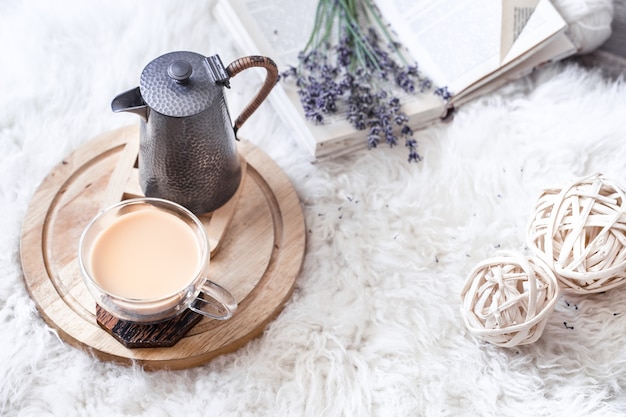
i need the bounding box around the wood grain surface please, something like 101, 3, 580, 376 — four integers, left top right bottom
19, 125, 306, 370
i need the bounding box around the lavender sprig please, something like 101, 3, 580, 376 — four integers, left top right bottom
281, 0, 445, 162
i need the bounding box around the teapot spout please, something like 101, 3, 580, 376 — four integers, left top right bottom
111, 87, 148, 122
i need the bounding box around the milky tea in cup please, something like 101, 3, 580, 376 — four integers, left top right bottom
78, 198, 237, 324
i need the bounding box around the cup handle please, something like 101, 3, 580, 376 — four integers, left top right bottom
226, 56, 278, 135
188, 280, 238, 320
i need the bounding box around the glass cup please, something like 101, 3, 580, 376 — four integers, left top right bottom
78, 197, 237, 324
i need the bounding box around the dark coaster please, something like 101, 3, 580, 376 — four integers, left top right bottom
96, 304, 203, 349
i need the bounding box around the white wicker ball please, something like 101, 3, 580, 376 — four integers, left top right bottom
460, 251, 560, 348
526, 173, 626, 294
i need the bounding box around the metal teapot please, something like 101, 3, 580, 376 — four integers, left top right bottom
112, 51, 278, 214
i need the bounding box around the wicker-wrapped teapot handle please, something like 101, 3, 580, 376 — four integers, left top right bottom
226, 56, 278, 135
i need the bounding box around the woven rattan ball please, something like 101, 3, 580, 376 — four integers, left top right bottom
460, 251, 559, 348
526, 174, 626, 294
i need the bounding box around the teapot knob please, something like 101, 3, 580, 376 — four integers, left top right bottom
167, 60, 192, 83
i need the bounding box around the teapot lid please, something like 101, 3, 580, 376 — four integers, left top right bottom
139, 51, 229, 117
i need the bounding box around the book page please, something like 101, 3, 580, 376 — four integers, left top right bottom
375, 0, 501, 94
501, 0, 567, 64
375, 0, 567, 95
223, 0, 316, 67
454, 31, 576, 105
501, 0, 540, 61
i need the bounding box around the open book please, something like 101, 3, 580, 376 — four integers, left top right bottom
214, 0, 576, 160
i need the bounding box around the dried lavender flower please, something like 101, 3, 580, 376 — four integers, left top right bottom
281, 0, 447, 162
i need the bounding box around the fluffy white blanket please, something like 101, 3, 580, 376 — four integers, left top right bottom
1, 1, 625, 416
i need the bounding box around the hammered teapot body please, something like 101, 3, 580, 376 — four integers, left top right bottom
112, 51, 277, 214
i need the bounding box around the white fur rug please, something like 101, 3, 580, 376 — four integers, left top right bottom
2, 1, 626, 416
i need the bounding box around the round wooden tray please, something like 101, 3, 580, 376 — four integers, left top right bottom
19, 125, 306, 370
